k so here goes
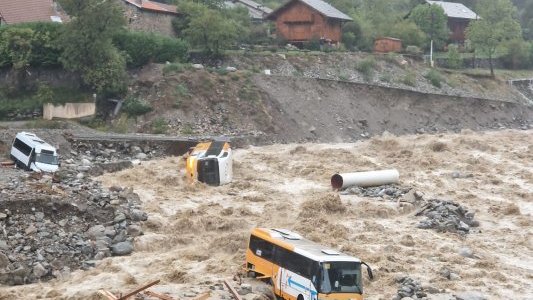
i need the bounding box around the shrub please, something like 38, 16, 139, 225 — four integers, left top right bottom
215, 68, 229, 76
181, 123, 195, 135
405, 45, 422, 55
303, 37, 321, 51
114, 31, 188, 67
173, 83, 190, 108
424, 69, 443, 88
388, 20, 427, 49
380, 73, 392, 83
402, 72, 416, 86
163, 63, 185, 75
122, 96, 152, 116
447, 44, 463, 69
34, 82, 54, 104
151, 117, 167, 134
384, 52, 399, 64
338, 74, 348, 81
342, 32, 357, 51
501, 39, 532, 69
356, 57, 376, 81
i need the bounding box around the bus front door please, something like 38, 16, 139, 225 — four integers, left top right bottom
274, 267, 283, 298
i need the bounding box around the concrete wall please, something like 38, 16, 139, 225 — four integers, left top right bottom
43, 103, 95, 120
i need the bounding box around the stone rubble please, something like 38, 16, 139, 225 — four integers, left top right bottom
392, 276, 428, 300
415, 199, 479, 234
340, 184, 412, 200
0, 142, 151, 285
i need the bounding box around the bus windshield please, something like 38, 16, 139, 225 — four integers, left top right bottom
36, 153, 59, 165
318, 261, 362, 294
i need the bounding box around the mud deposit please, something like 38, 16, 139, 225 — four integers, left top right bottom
1, 130, 532, 299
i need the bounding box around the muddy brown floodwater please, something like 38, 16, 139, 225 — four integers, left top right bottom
1, 129, 532, 299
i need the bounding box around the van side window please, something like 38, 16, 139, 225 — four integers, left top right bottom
249, 235, 274, 260
13, 138, 32, 156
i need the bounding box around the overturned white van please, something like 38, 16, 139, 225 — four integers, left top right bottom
10, 132, 59, 173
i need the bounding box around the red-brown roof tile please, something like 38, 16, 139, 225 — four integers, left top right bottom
0, 0, 65, 25
123, 0, 179, 15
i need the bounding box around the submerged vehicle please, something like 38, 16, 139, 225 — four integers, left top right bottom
10, 132, 59, 172
185, 140, 232, 186
245, 228, 373, 300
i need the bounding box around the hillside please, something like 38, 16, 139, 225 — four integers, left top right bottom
116, 53, 532, 142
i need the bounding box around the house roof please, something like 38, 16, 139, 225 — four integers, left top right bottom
426, 1, 478, 19
123, 0, 179, 15
268, 0, 352, 21
225, 0, 272, 19
0, 0, 65, 24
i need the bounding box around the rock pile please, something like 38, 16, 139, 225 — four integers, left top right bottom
393, 276, 428, 300
415, 199, 479, 234
0, 166, 147, 285
60, 140, 166, 178
340, 184, 412, 200
69, 141, 162, 162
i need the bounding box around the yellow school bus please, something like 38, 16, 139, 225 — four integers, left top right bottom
245, 228, 373, 300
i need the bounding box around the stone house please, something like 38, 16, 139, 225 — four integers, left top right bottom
120, 0, 180, 37
0, 0, 67, 25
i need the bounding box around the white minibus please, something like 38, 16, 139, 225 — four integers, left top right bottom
10, 132, 59, 172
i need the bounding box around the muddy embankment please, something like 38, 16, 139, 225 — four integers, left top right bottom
254, 75, 533, 143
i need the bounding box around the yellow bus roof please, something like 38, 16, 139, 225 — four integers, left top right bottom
251, 228, 361, 263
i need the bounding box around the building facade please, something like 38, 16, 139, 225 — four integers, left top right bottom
267, 0, 352, 44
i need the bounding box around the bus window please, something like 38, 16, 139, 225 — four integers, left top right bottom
13, 138, 32, 156
249, 235, 274, 260
319, 261, 362, 294
274, 247, 318, 280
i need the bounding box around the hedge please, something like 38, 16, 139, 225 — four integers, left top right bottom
113, 31, 188, 67
0, 22, 63, 68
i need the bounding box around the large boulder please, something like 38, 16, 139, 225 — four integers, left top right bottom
111, 241, 133, 256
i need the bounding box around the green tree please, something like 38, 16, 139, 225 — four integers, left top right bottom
501, 38, 532, 68
447, 44, 463, 69
222, 6, 251, 44
354, 0, 399, 42
519, 0, 533, 40
58, 0, 127, 96
343, 15, 374, 51
388, 20, 427, 48
0, 27, 33, 70
184, 8, 240, 55
0, 27, 34, 90
0, 22, 62, 68
466, 0, 522, 76
172, 1, 209, 36
409, 3, 449, 49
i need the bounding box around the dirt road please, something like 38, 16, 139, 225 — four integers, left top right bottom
1, 129, 531, 299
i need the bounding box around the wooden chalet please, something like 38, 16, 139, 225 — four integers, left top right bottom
425, 1, 479, 43
266, 0, 352, 44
